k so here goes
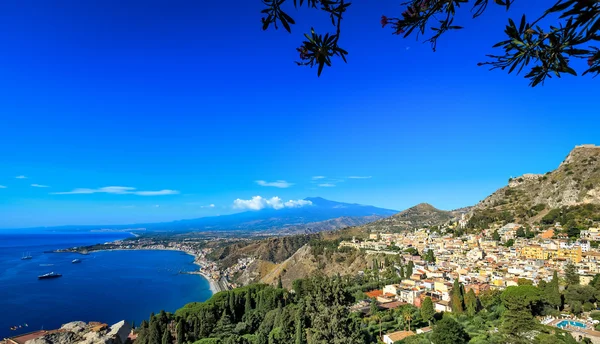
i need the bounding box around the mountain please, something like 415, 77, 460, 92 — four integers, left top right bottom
26, 197, 397, 233
158, 197, 397, 232
470, 144, 600, 225
357, 203, 456, 233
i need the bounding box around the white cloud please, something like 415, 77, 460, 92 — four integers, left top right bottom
255, 180, 293, 188
318, 183, 336, 187
15, 175, 27, 179
233, 196, 312, 211
52, 186, 179, 196
0, 185, 6, 189
154, 205, 160, 208
284, 199, 312, 208
348, 176, 372, 179
200, 204, 215, 208
31, 184, 50, 188
312, 176, 326, 180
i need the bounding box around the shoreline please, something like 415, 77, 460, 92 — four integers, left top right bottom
56, 247, 224, 294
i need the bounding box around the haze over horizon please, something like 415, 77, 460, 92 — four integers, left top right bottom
1, 1, 598, 228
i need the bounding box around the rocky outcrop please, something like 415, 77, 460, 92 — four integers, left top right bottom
25, 321, 131, 344
471, 145, 600, 224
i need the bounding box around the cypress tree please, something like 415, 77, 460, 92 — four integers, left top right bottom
148, 319, 162, 344
277, 275, 283, 289
421, 297, 435, 326
406, 261, 414, 277
176, 318, 185, 344
451, 279, 465, 313
294, 305, 306, 344
161, 327, 173, 344
465, 289, 478, 317
546, 270, 562, 310
245, 291, 253, 314
228, 292, 236, 322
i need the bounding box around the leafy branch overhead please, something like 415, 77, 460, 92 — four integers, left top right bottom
261, 0, 600, 86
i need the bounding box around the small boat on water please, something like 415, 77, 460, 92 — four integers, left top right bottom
72, 259, 82, 264
38, 272, 62, 279
21, 252, 33, 260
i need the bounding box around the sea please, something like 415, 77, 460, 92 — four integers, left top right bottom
0, 232, 213, 339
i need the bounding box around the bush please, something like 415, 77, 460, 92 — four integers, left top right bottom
584, 302, 595, 312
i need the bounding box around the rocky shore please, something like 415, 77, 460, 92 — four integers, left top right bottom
5, 320, 131, 344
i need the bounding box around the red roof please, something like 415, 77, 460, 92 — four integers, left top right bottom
365, 290, 383, 298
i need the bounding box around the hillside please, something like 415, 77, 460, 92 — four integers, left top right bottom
358, 203, 456, 233
470, 145, 600, 226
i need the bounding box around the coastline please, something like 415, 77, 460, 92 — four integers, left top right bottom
61, 247, 223, 294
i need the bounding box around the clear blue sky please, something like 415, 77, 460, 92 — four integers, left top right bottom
0, 0, 597, 228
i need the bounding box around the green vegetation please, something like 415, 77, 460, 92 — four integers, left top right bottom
467, 208, 514, 230
541, 204, 600, 237
134, 269, 600, 344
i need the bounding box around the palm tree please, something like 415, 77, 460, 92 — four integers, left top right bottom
403, 308, 413, 331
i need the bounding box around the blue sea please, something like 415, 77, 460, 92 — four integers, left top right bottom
0, 232, 212, 339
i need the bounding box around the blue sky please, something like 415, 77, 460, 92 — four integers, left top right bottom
0, 0, 598, 228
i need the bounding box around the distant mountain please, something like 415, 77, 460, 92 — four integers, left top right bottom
26, 197, 397, 233
358, 202, 456, 233
157, 197, 397, 232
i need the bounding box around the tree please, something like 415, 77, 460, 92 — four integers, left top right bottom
545, 271, 562, 310
492, 230, 501, 242
505, 239, 515, 247
516, 227, 526, 238
420, 297, 435, 326
500, 286, 542, 337
451, 279, 464, 313
370, 297, 379, 316
518, 278, 533, 286
403, 307, 413, 331
465, 289, 478, 317
565, 263, 580, 285
294, 309, 305, 344
430, 316, 470, 344
149, 320, 162, 344
406, 260, 414, 278
277, 275, 283, 289
162, 328, 173, 344
176, 318, 185, 344
425, 249, 435, 263
261, 0, 600, 85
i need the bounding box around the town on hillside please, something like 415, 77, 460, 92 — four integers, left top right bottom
339, 219, 600, 343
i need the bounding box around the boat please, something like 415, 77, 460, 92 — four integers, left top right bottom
21, 252, 33, 260
38, 272, 62, 279
72, 259, 81, 264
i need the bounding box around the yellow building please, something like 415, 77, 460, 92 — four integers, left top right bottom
558, 247, 582, 263
520, 245, 546, 260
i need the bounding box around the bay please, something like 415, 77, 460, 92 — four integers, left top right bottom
0, 232, 212, 339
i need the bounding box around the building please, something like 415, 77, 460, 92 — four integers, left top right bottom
382, 331, 415, 344
558, 246, 582, 263
521, 245, 546, 260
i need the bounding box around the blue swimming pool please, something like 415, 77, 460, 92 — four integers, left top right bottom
556, 320, 587, 329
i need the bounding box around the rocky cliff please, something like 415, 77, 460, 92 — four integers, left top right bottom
26, 320, 131, 344
476, 145, 600, 211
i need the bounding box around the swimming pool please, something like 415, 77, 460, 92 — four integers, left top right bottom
556, 320, 587, 329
